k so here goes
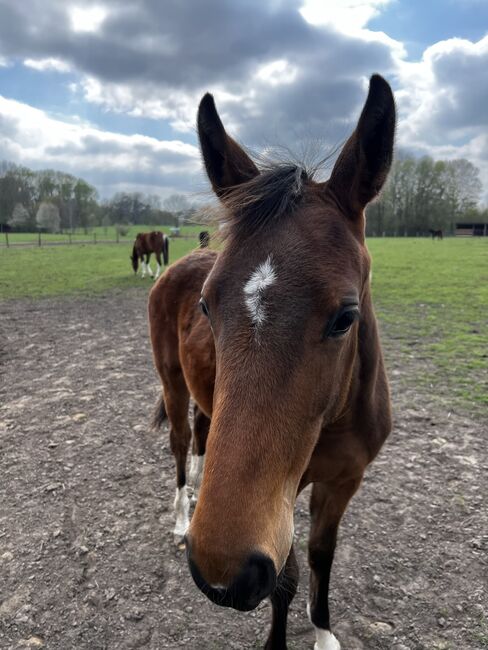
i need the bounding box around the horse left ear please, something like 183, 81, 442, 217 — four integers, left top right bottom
326, 74, 396, 217
198, 93, 259, 198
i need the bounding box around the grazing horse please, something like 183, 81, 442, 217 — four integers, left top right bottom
131, 231, 169, 279
199, 230, 210, 248
429, 228, 443, 240
149, 74, 395, 649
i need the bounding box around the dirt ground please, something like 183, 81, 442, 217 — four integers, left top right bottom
1, 291, 486, 650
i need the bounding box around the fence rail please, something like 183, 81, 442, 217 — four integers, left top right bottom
0, 233, 197, 248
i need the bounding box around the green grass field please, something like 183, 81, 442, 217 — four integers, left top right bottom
1, 236, 486, 411
0, 235, 199, 299
368, 238, 487, 411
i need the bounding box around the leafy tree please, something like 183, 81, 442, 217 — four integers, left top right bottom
73, 179, 98, 233
366, 155, 483, 236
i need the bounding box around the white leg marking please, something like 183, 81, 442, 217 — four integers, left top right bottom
155, 263, 161, 279
146, 262, 153, 277
173, 486, 190, 539
141, 261, 146, 278
308, 603, 341, 650
243, 255, 276, 326
189, 454, 205, 502
189, 454, 198, 485
314, 629, 341, 650
189, 454, 205, 485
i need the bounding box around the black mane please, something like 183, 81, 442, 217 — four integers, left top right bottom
222, 161, 316, 237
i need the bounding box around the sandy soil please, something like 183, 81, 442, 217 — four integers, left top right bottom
0, 291, 486, 649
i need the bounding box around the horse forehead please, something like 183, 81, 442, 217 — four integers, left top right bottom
243, 256, 277, 327
244, 256, 276, 294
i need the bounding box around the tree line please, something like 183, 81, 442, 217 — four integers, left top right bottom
1, 155, 486, 235
366, 155, 487, 236
0, 161, 195, 233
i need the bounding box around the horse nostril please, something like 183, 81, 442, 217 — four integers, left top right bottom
186, 549, 276, 612
235, 552, 277, 606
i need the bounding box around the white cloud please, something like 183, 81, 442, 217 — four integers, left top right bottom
69, 6, 107, 33
300, 0, 391, 31
255, 60, 298, 87
300, 0, 406, 58
79, 76, 202, 133
0, 95, 201, 198
24, 57, 72, 73
395, 34, 488, 201
0, 0, 487, 202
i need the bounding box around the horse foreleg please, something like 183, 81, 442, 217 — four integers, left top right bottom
140, 256, 147, 278
264, 544, 299, 650
308, 478, 362, 650
154, 251, 162, 279
145, 253, 154, 277
164, 374, 192, 542
190, 405, 210, 502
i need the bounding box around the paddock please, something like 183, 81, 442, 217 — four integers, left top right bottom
0, 238, 486, 649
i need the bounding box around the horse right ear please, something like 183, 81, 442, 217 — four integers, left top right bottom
198, 93, 259, 198
326, 74, 396, 217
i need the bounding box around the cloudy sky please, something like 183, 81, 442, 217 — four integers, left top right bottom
0, 0, 487, 202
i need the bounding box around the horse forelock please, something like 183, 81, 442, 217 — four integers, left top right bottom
219, 161, 316, 241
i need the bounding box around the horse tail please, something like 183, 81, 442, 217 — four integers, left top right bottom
163, 235, 169, 265
152, 394, 167, 430
131, 243, 139, 273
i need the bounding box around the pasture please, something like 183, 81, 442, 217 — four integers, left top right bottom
0, 224, 209, 246
0, 236, 487, 649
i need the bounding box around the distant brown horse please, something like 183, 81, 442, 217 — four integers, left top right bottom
149, 74, 395, 650
131, 231, 169, 279
429, 228, 443, 240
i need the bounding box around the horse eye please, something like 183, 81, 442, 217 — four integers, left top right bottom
199, 297, 210, 318
326, 306, 359, 338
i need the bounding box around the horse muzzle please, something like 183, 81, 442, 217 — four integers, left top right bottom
185, 539, 277, 611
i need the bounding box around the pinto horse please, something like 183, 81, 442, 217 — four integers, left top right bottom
149, 74, 395, 649
131, 231, 169, 279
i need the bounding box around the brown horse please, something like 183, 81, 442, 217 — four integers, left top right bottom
131, 231, 169, 279
149, 74, 395, 649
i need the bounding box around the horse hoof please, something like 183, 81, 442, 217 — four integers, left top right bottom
173, 528, 188, 546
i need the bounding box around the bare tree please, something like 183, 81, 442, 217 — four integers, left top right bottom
163, 194, 191, 225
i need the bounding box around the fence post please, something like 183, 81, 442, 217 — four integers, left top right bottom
38, 232, 41, 247
116, 230, 119, 244
5, 232, 9, 248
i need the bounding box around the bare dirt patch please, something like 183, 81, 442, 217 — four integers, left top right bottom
1, 292, 486, 649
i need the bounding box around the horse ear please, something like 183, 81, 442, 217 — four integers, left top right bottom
327, 74, 395, 216
198, 93, 259, 198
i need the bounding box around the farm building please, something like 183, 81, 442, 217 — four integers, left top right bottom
455, 222, 488, 236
